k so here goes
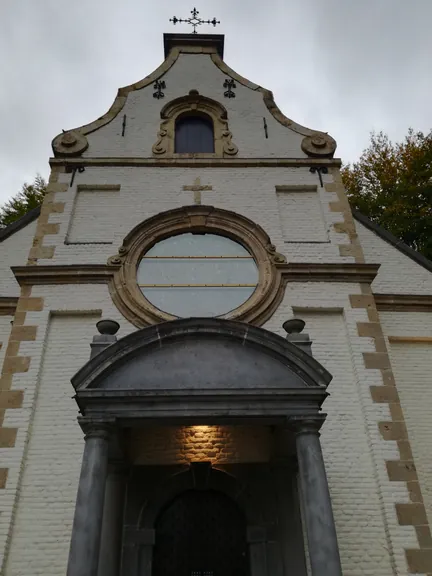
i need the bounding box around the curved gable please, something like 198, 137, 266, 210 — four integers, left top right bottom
51, 35, 336, 159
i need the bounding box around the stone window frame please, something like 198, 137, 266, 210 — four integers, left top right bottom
108, 205, 286, 328
152, 91, 238, 158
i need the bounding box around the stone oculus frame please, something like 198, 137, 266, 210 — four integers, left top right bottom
108, 205, 287, 327
152, 90, 238, 158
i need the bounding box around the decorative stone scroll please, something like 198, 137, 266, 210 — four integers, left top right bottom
52, 130, 89, 156
152, 90, 238, 158
301, 133, 337, 158
107, 205, 284, 327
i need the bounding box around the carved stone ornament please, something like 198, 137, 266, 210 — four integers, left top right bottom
266, 243, 287, 264
301, 132, 336, 158
108, 205, 286, 328
152, 91, 238, 158
52, 130, 89, 157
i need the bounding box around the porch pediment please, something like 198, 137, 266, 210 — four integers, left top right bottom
71, 318, 332, 424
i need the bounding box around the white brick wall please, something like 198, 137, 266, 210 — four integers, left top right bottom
276, 187, 328, 242
357, 221, 432, 295
41, 166, 350, 267
82, 53, 309, 160
0, 317, 12, 368
5, 314, 99, 576
0, 219, 36, 297
298, 311, 395, 575
0, 285, 135, 573
265, 284, 419, 575
66, 186, 121, 244
387, 342, 432, 531
381, 311, 432, 531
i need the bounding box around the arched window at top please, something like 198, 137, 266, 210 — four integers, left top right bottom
175, 114, 215, 153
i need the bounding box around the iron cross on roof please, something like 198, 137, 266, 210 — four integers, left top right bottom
170, 7, 220, 34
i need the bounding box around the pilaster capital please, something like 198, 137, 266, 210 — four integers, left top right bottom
288, 416, 325, 437
79, 417, 116, 441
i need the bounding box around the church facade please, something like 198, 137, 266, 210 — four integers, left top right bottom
0, 32, 432, 576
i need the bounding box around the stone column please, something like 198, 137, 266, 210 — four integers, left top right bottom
67, 426, 111, 576
97, 466, 127, 576
295, 421, 342, 576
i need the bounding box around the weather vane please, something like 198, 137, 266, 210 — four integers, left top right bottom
170, 7, 220, 34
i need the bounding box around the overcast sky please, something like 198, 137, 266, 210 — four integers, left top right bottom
1, 0, 431, 202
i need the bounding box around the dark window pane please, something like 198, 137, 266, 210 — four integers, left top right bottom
175, 116, 214, 153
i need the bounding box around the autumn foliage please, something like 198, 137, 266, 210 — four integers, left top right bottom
342, 130, 432, 260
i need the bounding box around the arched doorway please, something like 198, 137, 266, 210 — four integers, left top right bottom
152, 489, 249, 576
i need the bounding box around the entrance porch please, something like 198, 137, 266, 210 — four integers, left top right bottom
66, 318, 342, 576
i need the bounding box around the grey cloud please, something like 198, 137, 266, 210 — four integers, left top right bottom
1, 0, 431, 201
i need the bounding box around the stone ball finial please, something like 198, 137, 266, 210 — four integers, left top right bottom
96, 319, 120, 336
282, 318, 305, 335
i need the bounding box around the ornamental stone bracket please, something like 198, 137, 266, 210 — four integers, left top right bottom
152, 90, 238, 158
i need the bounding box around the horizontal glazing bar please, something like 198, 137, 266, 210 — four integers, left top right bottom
138, 283, 257, 288
142, 255, 253, 259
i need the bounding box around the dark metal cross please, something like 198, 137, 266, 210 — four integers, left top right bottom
170, 7, 220, 34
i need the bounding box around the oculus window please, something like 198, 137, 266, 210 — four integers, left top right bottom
175, 114, 214, 153
137, 233, 258, 317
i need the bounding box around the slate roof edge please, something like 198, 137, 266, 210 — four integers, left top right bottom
0, 206, 41, 243
352, 209, 432, 273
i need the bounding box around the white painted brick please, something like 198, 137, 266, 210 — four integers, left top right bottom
82, 54, 308, 160
0, 317, 12, 369
357, 220, 432, 295
39, 166, 351, 267
66, 187, 121, 243
276, 188, 328, 242
5, 315, 99, 576
381, 312, 432, 531
0, 219, 36, 296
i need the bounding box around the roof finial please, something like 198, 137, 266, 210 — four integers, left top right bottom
170, 7, 220, 34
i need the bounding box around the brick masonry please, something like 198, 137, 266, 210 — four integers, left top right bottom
131, 425, 272, 466
0, 43, 431, 576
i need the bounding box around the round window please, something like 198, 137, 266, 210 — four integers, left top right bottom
137, 233, 258, 317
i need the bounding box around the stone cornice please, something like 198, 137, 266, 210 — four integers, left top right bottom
374, 294, 432, 312
11, 265, 115, 286
278, 263, 380, 283
50, 157, 342, 168
0, 297, 19, 316
12, 262, 378, 287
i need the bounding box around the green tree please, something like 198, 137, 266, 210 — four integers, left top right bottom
0, 174, 47, 229
342, 129, 432, 260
